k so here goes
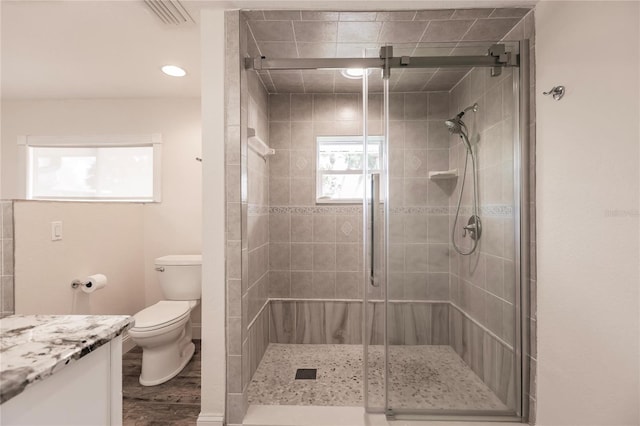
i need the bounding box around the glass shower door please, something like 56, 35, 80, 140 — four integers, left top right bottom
362, 64, 387, 413
363, 41, 524, 420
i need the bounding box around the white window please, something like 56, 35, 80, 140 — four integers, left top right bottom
316, 136, 383, 203
18, 134, 162, 202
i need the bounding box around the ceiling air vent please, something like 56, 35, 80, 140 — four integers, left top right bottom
143, 0, 195, 25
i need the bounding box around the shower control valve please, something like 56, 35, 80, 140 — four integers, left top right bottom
462, 224, 477, 239
463, 223, 476, 233
462, 215, 482, 241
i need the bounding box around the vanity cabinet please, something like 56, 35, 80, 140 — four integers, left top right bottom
0, 315, 133, 426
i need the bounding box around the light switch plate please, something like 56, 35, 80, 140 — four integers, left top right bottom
51, 221, 63, 241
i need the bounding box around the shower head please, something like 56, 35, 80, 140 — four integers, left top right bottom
445, 103, 478, 153
446, 117, 472, 153
444, 103, 479, 135
444, 117, 464, 134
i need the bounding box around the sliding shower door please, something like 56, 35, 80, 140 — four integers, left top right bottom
362, 64, 387, 412
363, 41, 527, 420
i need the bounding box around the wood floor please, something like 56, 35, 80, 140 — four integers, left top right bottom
123, 340, 201, 425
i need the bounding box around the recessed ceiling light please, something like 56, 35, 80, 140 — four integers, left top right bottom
161, 65, 187, 77
341, 68, 372, 79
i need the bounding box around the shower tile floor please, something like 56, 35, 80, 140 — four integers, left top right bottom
248, 344, 506, 411
122, 340, 201, 425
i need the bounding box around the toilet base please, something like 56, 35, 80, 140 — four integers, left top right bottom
139, 341, 195, 386
135, 318, 196, 386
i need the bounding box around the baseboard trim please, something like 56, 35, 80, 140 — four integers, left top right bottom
122, 332, 136, 353
197, 413, 224, 426
193, 322, 202, 340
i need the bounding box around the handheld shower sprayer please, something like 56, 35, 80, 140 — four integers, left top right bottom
444, 103, 478, 153
445, 103, 481, 256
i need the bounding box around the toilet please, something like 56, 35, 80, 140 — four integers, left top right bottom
129, 254, 201, 386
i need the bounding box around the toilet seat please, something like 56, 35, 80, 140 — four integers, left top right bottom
131, 301, 191, 332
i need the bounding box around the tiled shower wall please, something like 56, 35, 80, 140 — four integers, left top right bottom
1, 201, 14, 318
382, 91, 454, 347
386, 92, 451, 302
267, 93, 364, 301
244, 57, 271, 402
266, 91, 454, 345
226, 12, 278, 425
266, 93, 365, 345
447, 64, 518, 409
226, 11, 262, 425
227, 11, 287, 425
225, 11, 244, 425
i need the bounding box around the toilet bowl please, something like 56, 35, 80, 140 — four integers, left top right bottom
129, 255, 201, 386
129, 300, 198, 385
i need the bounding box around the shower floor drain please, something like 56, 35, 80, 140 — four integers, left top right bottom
295, 368, 317, 380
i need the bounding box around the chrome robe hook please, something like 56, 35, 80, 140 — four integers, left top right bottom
543, 86, 565, 101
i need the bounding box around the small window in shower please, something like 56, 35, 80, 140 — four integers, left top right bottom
316, 136, 382, 203
18, 134, 162, 202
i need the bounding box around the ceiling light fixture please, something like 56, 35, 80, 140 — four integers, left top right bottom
161, 65, 187, 77
341, 68, 371, 79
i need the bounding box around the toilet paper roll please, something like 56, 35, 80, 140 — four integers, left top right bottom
81, 274, 108, 294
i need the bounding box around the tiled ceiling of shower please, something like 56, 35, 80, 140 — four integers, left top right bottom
245, 8, 529, 94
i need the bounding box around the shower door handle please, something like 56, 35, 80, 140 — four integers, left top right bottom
370, 173, 380, 287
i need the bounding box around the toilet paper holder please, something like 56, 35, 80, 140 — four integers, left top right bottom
71, 279, 91, 289
71, 274, 108, 293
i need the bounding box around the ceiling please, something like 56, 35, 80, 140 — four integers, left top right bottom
246, 8, 529, 94
0, 2, 531, 99
1, 1, 202, 99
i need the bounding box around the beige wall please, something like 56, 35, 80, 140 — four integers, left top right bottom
1, 99, 202, 322
536, 1, 639, 425
14, 201, 145, 315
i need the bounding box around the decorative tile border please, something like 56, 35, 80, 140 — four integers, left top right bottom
269, 205, 362, 215
389, 206, 450, 215
248, 205, 269, 216
267, 205, 513, 217
459, 205, 514, 217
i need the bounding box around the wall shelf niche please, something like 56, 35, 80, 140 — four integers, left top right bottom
428, 169, 458, 180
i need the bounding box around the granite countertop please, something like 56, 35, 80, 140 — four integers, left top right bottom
0, 314, 135, 404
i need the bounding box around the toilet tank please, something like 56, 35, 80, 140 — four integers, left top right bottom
155, 255, 202, 300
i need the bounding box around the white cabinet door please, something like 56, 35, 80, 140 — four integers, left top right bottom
1, 337, 122, 426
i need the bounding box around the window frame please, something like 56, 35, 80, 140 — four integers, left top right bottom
315, 135, 383, 204
17, 133, 162, 202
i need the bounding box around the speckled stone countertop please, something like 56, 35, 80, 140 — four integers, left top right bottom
0, 314, 134, 404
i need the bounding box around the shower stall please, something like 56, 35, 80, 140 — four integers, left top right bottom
226, 9, 532, 424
